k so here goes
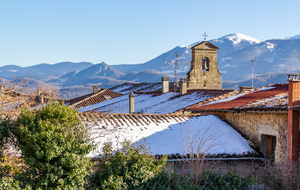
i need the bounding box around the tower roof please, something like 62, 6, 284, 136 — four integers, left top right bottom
191, 41, 219, 50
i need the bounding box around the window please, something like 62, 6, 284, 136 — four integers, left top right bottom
261, 134, 276, 161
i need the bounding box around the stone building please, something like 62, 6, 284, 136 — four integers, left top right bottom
181, 75, 300, 163
187, 41, 222, 90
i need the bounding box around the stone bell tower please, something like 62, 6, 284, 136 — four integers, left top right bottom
187, 41, 222, 90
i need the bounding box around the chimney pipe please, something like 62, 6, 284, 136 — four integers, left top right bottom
40, 94, 44, 104
93, 85, 98, 93
287, 74, 300, 162
180, 79, 187, 95
0, 84, 4, 93
129, 92, 135, 114
161, 77, 169, 94
239, 86, 255, 92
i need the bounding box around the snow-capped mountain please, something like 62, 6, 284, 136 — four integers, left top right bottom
218, 38, 300, 81
112, 33, 300, 82
111, 33, 266, 77
209, 33, 263, 57
275, 34, 300, 40
2, 32, 300, 97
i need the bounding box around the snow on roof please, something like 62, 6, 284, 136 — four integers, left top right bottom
65, 89, 123, 109
235, 93, 288, 110
109, 83, 161, 94
190, 84, 289, 111
81, 113, 254, 157
204, 86, 275, 106
78, 90, 226, 114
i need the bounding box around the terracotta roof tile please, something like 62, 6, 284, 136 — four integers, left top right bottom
66, 89, 123, 109
189, 84, 289, 111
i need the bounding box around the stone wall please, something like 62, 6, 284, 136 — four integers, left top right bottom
187, 42, 222, 90
165, 159, 263, 177
218, 111, 288, 162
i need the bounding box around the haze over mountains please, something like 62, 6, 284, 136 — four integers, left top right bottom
1, 33, 300, 98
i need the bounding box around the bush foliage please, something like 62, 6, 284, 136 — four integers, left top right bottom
0, 102, 256, 189
87, 143, 169, 189
13, 102, 95, 189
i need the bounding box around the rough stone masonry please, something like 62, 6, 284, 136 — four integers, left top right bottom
187, 41, 222, 90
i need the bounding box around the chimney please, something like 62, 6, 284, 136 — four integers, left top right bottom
37, 89, 41, 96
129, 92, 135, 114
287, 74, 300, 162
161, 77, 169, 94
239, 86, 255, 92
180, 79, 187, 95
93, 85, 98, 93
40, 94, 44, 104
0, 84, 4, 93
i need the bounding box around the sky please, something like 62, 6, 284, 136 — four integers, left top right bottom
1, 0, 300, 67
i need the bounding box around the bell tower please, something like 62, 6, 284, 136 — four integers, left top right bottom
187, 41, 222, 90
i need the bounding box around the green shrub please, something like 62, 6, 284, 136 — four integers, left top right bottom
13, 102, 95, 189
0, 116, 14, 158
200, 170, 256, 190
87, 143, 169, 190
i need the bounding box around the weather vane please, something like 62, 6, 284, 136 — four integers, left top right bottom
202, 32, 208, 41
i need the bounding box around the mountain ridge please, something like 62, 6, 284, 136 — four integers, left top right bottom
1, 32, 300, 99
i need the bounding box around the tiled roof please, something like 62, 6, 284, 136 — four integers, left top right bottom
77, 112, 193, 127
235, 93, 288, 111
188, 83, 289, 111
65, 89, 123, 109
3, 111, 259, 159
109, 82, 162, 94
78, 113, 258, 158
78, 89, 233, 114
191, 41, 219, 49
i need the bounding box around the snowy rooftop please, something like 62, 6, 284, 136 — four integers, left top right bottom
64, 88, 123, 109
189, 83, 289, 111
78, 113, 255, 158
78, 89, 233, 114
109, 82, 162, 94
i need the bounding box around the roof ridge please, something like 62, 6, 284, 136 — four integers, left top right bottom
77, 112, 198, 117
174, 90, 238, 114
70, 89, 107, 108
77, 112, 196, 127
185, 84, 281, 111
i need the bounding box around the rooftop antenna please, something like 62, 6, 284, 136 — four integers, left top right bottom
250, 58, 270, 87
165, 52, 189, 94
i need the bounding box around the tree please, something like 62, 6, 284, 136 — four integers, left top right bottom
14, 102, 95, 189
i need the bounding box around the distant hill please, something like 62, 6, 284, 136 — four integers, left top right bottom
119, 70, 174, 83
1, 32, 300, 99
63, 62, 125, 86
218, 39, 300, 81
110, 33, 264, 74
0, 62, 94, 79
223, 73, 289, 90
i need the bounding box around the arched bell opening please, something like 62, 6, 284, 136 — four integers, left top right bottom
202, 57, 209, 71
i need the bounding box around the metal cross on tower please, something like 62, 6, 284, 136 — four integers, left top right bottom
165, 52, 189, 94
202, 32, 208, 41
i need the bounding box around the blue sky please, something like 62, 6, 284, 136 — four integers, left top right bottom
1, 0, 299, 67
